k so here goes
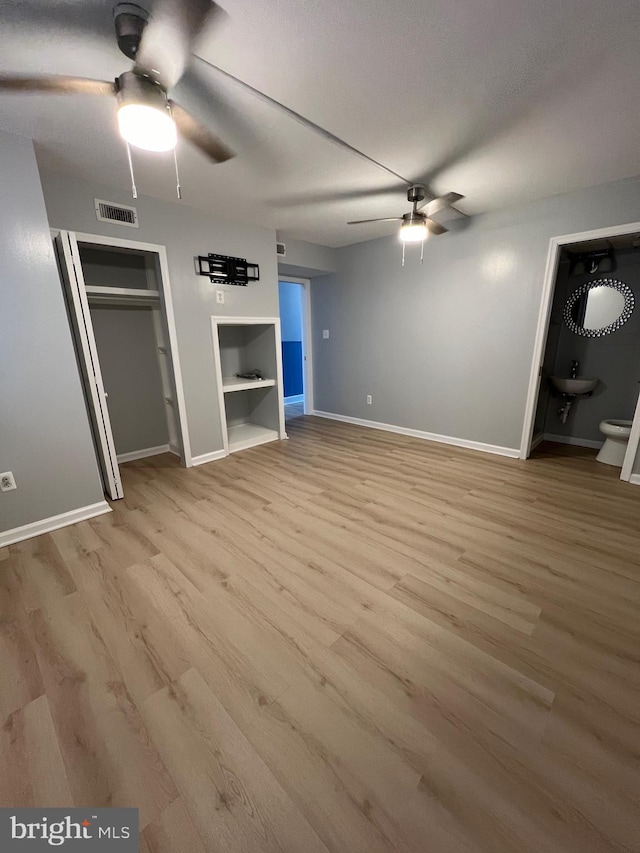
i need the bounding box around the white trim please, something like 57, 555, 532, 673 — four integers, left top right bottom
621, 388, 640, 481
210, 316, 287, 457
117, 444, 170, 463
61, 230, 193, 468
284, 395, 305, 404
629, 474, 640, 486
190, 449, 228, 466
543, 434, 602, 449
312, 410, 520, 458
211, 315, 285, 324
0, 501, 111, 549
279, 276, 314, 415
210, 319, 229, 456
520, 219, 640, 460
530, 433, 545, 451
56, 232, 124, 500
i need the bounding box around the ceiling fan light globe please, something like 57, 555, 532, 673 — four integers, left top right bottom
117, 103, 177, 152
399, 222, 428, 242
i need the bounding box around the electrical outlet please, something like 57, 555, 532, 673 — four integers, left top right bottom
322, 329, 330, 339
366, 395, 372, 405
0, 471, 17, 492
216, 290, 225, 304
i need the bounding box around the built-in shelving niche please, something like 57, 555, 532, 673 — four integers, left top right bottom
212, 318, 286, 454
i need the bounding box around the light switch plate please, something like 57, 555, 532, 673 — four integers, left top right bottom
322, 329, 330, 339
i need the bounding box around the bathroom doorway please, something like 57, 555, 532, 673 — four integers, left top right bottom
521, 222, 640, 484
278, 277, 313, 418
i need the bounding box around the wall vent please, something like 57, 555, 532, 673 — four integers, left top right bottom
94, 198, 139, 228
276, 241, 286, 257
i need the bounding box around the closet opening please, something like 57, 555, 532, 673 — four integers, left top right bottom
53, 231, 190, 500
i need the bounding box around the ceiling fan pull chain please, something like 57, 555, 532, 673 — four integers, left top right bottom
402, 242, 406, 267
173, 149, 182, 199
169, 106, 182, 199
125, 141, 138, 199
420, 239, 424, 264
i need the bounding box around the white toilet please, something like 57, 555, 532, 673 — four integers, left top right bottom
596, 419, 633, 466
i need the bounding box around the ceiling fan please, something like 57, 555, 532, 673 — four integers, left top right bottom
348, 184, 465, 242
0, 0, 234, 167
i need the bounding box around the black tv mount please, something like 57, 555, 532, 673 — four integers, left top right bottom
196, 253, 260, 287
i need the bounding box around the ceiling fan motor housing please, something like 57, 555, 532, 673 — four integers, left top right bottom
407, 184, 427, 204
113, 3, 149, 60
402, 210, 427, 226
116, 70, 168, 109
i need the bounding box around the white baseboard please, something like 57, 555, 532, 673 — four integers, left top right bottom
544, 434, 602, 449
0, 501, 112, 549
284, 395, 304, 405
629, 474, 640, 486
169, 443, 181, 457
190, 449, 228, 467
312, 411, 520, 458
117, 444, 170, 463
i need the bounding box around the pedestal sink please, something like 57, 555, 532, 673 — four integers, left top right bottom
550, 376, 597, 395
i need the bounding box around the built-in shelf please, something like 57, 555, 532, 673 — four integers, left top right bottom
85, 285, 161, 307
222, 375, 276, 393
212, 317, 286, 457
85, 286, 160, 299
228, 423, 280, 453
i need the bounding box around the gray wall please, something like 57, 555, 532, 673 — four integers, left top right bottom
278, 281, 303, 342
90, 305, 169, 455
277, 233, 337, 279
312, 175, 640, 451
41, 171, 279, 459
0, 132, 103, 535
542, 249, 640, 443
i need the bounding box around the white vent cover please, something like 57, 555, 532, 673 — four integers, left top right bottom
276, 241, 286, 257
94, 198, 139, 228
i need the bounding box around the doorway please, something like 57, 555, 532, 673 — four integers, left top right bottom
521, 221, 640, 484
278, 277, 313, 417
53, 230, 191, 500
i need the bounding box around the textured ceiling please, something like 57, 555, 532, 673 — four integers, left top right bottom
1, 0, 639, 247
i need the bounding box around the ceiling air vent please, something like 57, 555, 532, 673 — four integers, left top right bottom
276, 241, 286, 257
94, 198, 139, 228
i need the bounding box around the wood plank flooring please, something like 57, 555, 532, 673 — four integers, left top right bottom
1, 421, 639, 852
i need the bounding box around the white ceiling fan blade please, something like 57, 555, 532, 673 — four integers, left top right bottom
425, 219, 448, 235
135, 0, 225, 90
418, 192, 464, 215
0, 74, 115, 96
347, 217, 402, 225
169, 100, 234, 162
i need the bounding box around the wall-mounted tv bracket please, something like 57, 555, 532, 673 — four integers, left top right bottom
196, 253, 260, 287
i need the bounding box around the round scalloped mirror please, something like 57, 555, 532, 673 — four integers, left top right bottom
563, 278, 634, 337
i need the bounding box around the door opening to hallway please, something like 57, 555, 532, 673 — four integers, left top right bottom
278, 279, 310, 419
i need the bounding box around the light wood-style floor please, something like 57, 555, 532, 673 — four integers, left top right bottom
1, 421, 639, 852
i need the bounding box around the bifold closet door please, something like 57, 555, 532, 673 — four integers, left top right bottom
620, 386, 640, 482
53, 231, 124, 500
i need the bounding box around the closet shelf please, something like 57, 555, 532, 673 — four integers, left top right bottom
85, 286, 160, 301
228, 423, 279, 453
222, 376, 276, 393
